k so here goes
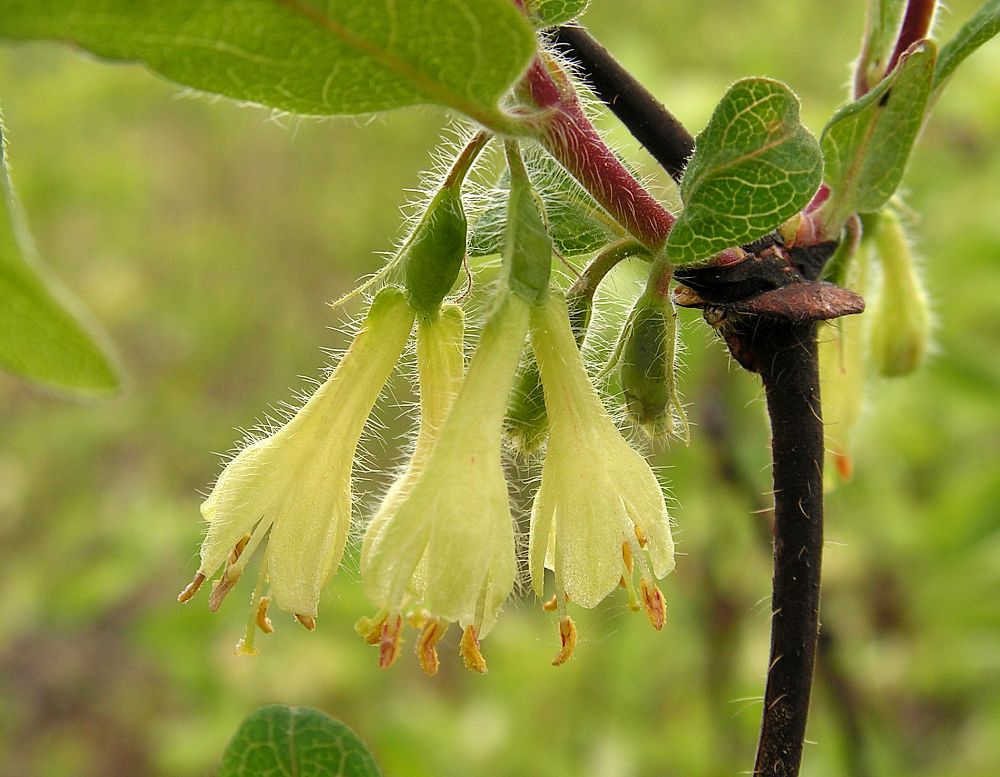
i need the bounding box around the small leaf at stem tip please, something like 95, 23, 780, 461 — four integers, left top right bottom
666, 78, 823, 266
820, 41, 936, 233
0, 0, 536, 126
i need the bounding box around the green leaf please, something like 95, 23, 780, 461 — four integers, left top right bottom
469, 149, 626, 257
527, 0, 591, 27
666, 78, 822, 266
219, 705, 382, 777
934, 0, 1000, 90
0, 111, 118, 395
0, 0, 536, 126
821, 40, 936, 228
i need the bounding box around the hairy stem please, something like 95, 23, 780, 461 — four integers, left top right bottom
551, 26, 695, 182
521, 56, 676, 247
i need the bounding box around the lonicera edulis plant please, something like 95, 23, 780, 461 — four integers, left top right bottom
1, 0, 998, 774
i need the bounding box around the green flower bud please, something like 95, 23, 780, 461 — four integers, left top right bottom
180, 287, 414, 638
501, 141, 552, 305
619, 287, 689, 441
402, 185, 468, 317
868, 208, 931, 377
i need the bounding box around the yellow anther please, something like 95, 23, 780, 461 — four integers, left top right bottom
634, 524, 648, 548
459, 625, 488, 674
177, 572, 205, 603
417, 618, 447, 677
256, 596, 274, 634
294, 613, 317, 632
208, 569, 242, 613
622, 540, 634, 573
640, 579, 666, 631
228, 535, 250, 565
551, 615, 578, 667
541, 595, 559, 612
378, 614, 404, 670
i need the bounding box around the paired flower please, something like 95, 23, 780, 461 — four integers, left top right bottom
360, 294, 529, 674
529, 292, 675, 664
178, 287, 414, 651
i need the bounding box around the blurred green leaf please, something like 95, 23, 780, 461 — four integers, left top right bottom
527, 0, 591, 27
469, 149, 625, 257
219, 705, 382, 777
666, 78, 822, 265
934, 0, 1000, 90
0, 111, 118, 394
821, 41, 935, 228
0, 0, 536, 125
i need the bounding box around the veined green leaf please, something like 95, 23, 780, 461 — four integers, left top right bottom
469, 148, 625, 257
219, 705, 382, 777
0, 111, 118, 395
0, 0, 536, 126
666, 78, 822, 266
934, 0, 1000, 90
528, 0, 591, 27
821, 41, 935, 229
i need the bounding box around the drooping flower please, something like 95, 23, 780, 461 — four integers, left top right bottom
529, 292, 675, 664
360, 293, 529, 674
178, 287, 415, 649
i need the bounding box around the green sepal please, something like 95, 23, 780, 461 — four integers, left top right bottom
403, 185, 468, 317
619, 287, 688, 441
501, 143, 553, 305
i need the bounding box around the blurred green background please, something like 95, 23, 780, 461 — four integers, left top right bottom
1, 1, 998, 775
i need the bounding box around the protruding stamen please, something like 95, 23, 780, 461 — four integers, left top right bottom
208, 569, 242, 612
228, 535, 250, 565
634, 524, 648, 548
620, 540, 634, 589
417, 618, 447, 677
640, 579, 666, 631
295, 613, 317, 631
177, 572, 205, 603
459, 625, 488, 674
355, 613, 387, 645
552, 615, 578, 667
378, 614, 404, 669
256, 596, 274, 634
541, 595, 559, 612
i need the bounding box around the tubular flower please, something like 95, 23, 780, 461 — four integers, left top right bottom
529, 293, 675, 665
360, 293, 528, 674
178, 287, 415, 647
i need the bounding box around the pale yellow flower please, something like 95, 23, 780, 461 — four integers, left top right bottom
360, 294, 529, 674
179, 287, 414, 642
529, 293, 675, 664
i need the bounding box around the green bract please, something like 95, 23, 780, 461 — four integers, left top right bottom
188, 287, 414, 624
402, 186, 468, 317
619, 287, 688, 441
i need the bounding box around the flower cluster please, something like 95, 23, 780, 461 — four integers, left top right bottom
181, 139, 678, 672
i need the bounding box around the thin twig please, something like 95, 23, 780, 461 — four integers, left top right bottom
551, 26, 695, 182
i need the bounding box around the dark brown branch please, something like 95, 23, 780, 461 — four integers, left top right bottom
885, 0, 937, 77
675, 244, 862, 777
551, 25, 695, 182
